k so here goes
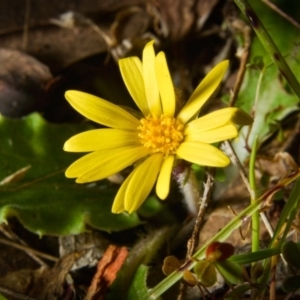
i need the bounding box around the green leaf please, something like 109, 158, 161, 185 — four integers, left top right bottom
138, 195, 165, 218
162, 256, 181, 276
232, 0, 300, 156
281, 241, 300, 269
250, 262, 264, 281
215, 260, 244, 285
224, 283, 251, 300
194, 260, 217, 287
229, 247, 280, 265
127, 265, 150, 300
282, 275, 300, 293
106, 228, 170, 299
0, 113, 141, 235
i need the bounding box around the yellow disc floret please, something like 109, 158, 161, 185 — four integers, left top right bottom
138, 115, 184, 156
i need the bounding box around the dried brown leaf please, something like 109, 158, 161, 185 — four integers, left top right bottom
84, 245, 128, 300
0, 49, 52, 117
0, 268, 45, 295
29, 252, 81, 300
0, 0, 146, 72
0, 166, 31, 186
147, 0, 219, 40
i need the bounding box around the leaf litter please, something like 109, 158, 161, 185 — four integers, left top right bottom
0, 0, 300, 299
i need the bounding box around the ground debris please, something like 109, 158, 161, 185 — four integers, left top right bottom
84, 245, 128, 300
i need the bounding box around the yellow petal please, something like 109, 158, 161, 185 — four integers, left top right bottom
65, 90, 140, 129
142, 41, 161, 116
64, 129, 140, 152
155, 51, 175, 117
112, 171, 135, 214
119, 57, 149, 116
125, 153, 163, 213
185, 124, 238, 144
65, 146, 150, 182
111, 198, 125, 214
178, 60, 229, 124
156, 155, 174, 200
185, 107, 252, 135
177, 142, 230, 167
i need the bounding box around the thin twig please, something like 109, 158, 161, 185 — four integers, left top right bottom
261, 0, 300, 30
251, 65, 265, 118
0, 237, 58, 263
0, 224, 48, 267
222, 141, 251, 193
50, 11, 116, 62
0, 285, 36, 300
177, 172, 214, 300
229, 19, 252, 107
2, 169, 65, 192
187, 172, 215, 257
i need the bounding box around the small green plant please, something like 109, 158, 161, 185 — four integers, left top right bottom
281, 241, 300, 293
145, 0, 300, 297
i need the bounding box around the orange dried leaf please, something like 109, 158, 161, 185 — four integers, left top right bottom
85, 244, 128, 300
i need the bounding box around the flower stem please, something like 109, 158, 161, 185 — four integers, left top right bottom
177, 169, 200, 216
145, 174, 300, 299
145, 197, 264, 300
249, 136, 259, 252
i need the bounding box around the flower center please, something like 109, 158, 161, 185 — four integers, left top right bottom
138, 115, 184, 156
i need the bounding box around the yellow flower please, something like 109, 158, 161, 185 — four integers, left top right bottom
64, 41, 252, 214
